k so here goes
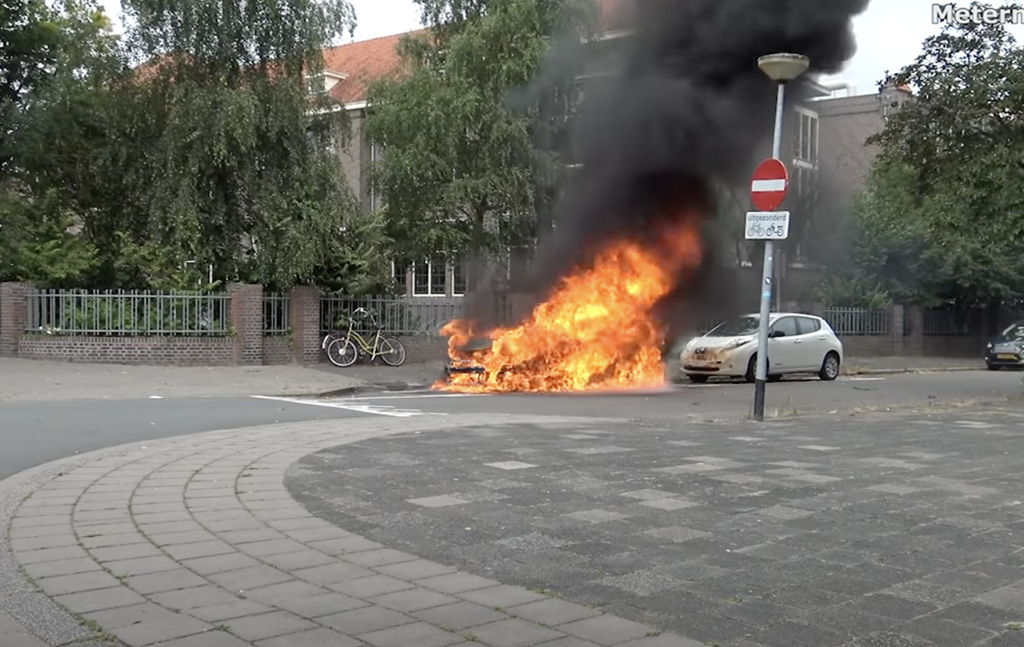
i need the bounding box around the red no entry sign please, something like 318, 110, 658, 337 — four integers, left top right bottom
750, 158, 788, 211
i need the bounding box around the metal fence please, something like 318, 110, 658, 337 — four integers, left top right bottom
263, 294, 289, 335
26, 290, 232, 336
822, 306, 888, 336
320, 295, 468, 335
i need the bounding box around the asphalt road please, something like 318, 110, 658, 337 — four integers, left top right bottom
0, 370, 1019, 481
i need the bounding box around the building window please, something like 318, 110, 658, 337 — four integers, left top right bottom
451, 258, 466, 296
391, 261, 407, 295
413, 258, 447, 296
795, 108, 818, 165
307, 71, 326, 95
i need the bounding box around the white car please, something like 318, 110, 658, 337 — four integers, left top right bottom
678, 312, 843, 383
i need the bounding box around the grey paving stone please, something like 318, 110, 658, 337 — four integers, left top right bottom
415, 572, 498, 594
274, 592, 369, 618
187, 600, 274, 622
106, 610, 211, 645
163, 540, 236, 560
53, 586, 147, 613
105, 555, 181, 576
16, 545, 89, 564
506, 599, 601, 625
236, 538, 309, 557
412, 601, 506, 629
149, 585, 242, 610
151, 632, 252, 646
20, 557, 102, 579
282, 526, 355, 542
0, 634, 50, 647
319, 605, 416, 634
457, 584, 547, 608
89, 543, 164, 561
468, 618, 563, 646
218, 528, 284, 544
368, 587, 459, 612
618, 635, 706, 647
558, 615, 655, 644
358, 621, 463, 647
127, 569, 209, 594
901, 616, 997, 646
374, 558, 457, 580
208, 565, 293, 592
292, 561, 374, 585
80, 532, 146, 549
254, 627, 364, 647
36, 570, 120, 595
329, 574, 417, 598
148, 530, 217, 546
242, 580, 326, 604
260, 549, 338, 571
222, 611, 317, 641
345, 548, 418, 567
307, 536, 382, 556
181, 552, 261, 575
9, 532, 79, 551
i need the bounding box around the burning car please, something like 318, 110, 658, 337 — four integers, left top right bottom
678, 312, 843, 383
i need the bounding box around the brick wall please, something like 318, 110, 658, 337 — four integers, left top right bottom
17, 335, 235, 365
262, 336, 292, 364
229, 283, 263, 365
0, 282, 30, 357
289, 286, 320, 365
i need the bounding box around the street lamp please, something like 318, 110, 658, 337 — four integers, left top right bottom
752, 53, 809, 422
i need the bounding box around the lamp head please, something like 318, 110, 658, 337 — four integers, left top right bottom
757, 53, 810, 82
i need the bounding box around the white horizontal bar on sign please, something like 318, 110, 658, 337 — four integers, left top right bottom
751, 179, 786, 191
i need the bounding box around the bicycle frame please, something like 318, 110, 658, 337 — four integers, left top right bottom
338, 314, 393, 359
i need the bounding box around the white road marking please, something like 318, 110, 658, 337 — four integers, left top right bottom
250, 395, 445, 417
329, 392, 487, 401
843, 377, 886, 381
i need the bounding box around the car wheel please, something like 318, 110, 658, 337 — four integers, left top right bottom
687, 374, 709, 383
819, 351, 840, 381
745, 355, 764, 383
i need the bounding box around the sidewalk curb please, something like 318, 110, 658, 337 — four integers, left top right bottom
842, 366, 980, 376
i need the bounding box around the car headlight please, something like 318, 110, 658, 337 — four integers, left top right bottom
727, 337, 754, 349
987, 342, 993, 349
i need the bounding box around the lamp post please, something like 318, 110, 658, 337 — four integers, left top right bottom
752, 53, 809, 422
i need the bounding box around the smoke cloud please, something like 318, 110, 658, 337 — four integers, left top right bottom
468, 0, 870, 346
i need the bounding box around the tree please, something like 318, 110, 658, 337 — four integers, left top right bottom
365, 0, 596, 275
839, 1, 1024, 308
94, 0, 376, 289
0, 0, 62, 173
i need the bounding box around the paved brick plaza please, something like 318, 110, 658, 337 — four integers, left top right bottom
2, 408, 1022, 646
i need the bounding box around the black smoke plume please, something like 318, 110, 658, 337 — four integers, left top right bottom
465, 0, 870, 346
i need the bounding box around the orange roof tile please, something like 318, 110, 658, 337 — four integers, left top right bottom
321, 0, 633, 104
322, 30, 427, 103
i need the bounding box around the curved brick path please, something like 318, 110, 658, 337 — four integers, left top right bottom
3, 414, 702, 647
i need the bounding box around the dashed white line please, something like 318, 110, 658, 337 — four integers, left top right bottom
250, 395, 448, 417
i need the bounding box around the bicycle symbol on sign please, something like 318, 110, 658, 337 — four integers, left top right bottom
746, 222, 765, 238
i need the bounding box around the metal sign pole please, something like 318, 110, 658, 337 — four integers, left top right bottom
752, 81, 786, 421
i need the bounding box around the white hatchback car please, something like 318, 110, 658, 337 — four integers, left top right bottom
678, 312, 843, 383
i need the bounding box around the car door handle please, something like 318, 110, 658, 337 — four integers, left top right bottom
794, 340, 802, 343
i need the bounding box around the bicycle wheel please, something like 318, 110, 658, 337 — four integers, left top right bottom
326, 338, 359, 367
379, 337, 407, 366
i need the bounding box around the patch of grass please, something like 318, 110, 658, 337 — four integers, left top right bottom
1004, 621, 1023, 630
459, 631, 479, 641
725, 596, 743, 604
647, 629, 662, 636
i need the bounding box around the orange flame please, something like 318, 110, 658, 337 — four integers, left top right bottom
434, 217, 703, 392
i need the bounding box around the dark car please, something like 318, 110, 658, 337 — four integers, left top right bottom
985, 321, 1024, 369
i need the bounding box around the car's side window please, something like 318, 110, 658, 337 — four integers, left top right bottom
797, 317, 820, 335
772, 317, 798, 337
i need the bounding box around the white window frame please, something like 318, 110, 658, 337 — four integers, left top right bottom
793, 106, 818, 166
412, 258, 448, 297
450, 258, 466, 297
390, 260, 408, 295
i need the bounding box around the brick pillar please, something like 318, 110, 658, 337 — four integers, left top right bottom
889, 304, 905, 355
904, 305, 924, 356
0, 282, 32, 358
288, 285, 320, 365
229, 283, 263, 365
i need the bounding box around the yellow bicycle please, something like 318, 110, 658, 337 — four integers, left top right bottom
324, 307, 406, 367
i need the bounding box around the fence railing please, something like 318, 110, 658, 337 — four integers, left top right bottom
26, 290, 232, 336
263, 294, 289, 335
823, 306, 888, 336
321, 295, 467, 335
